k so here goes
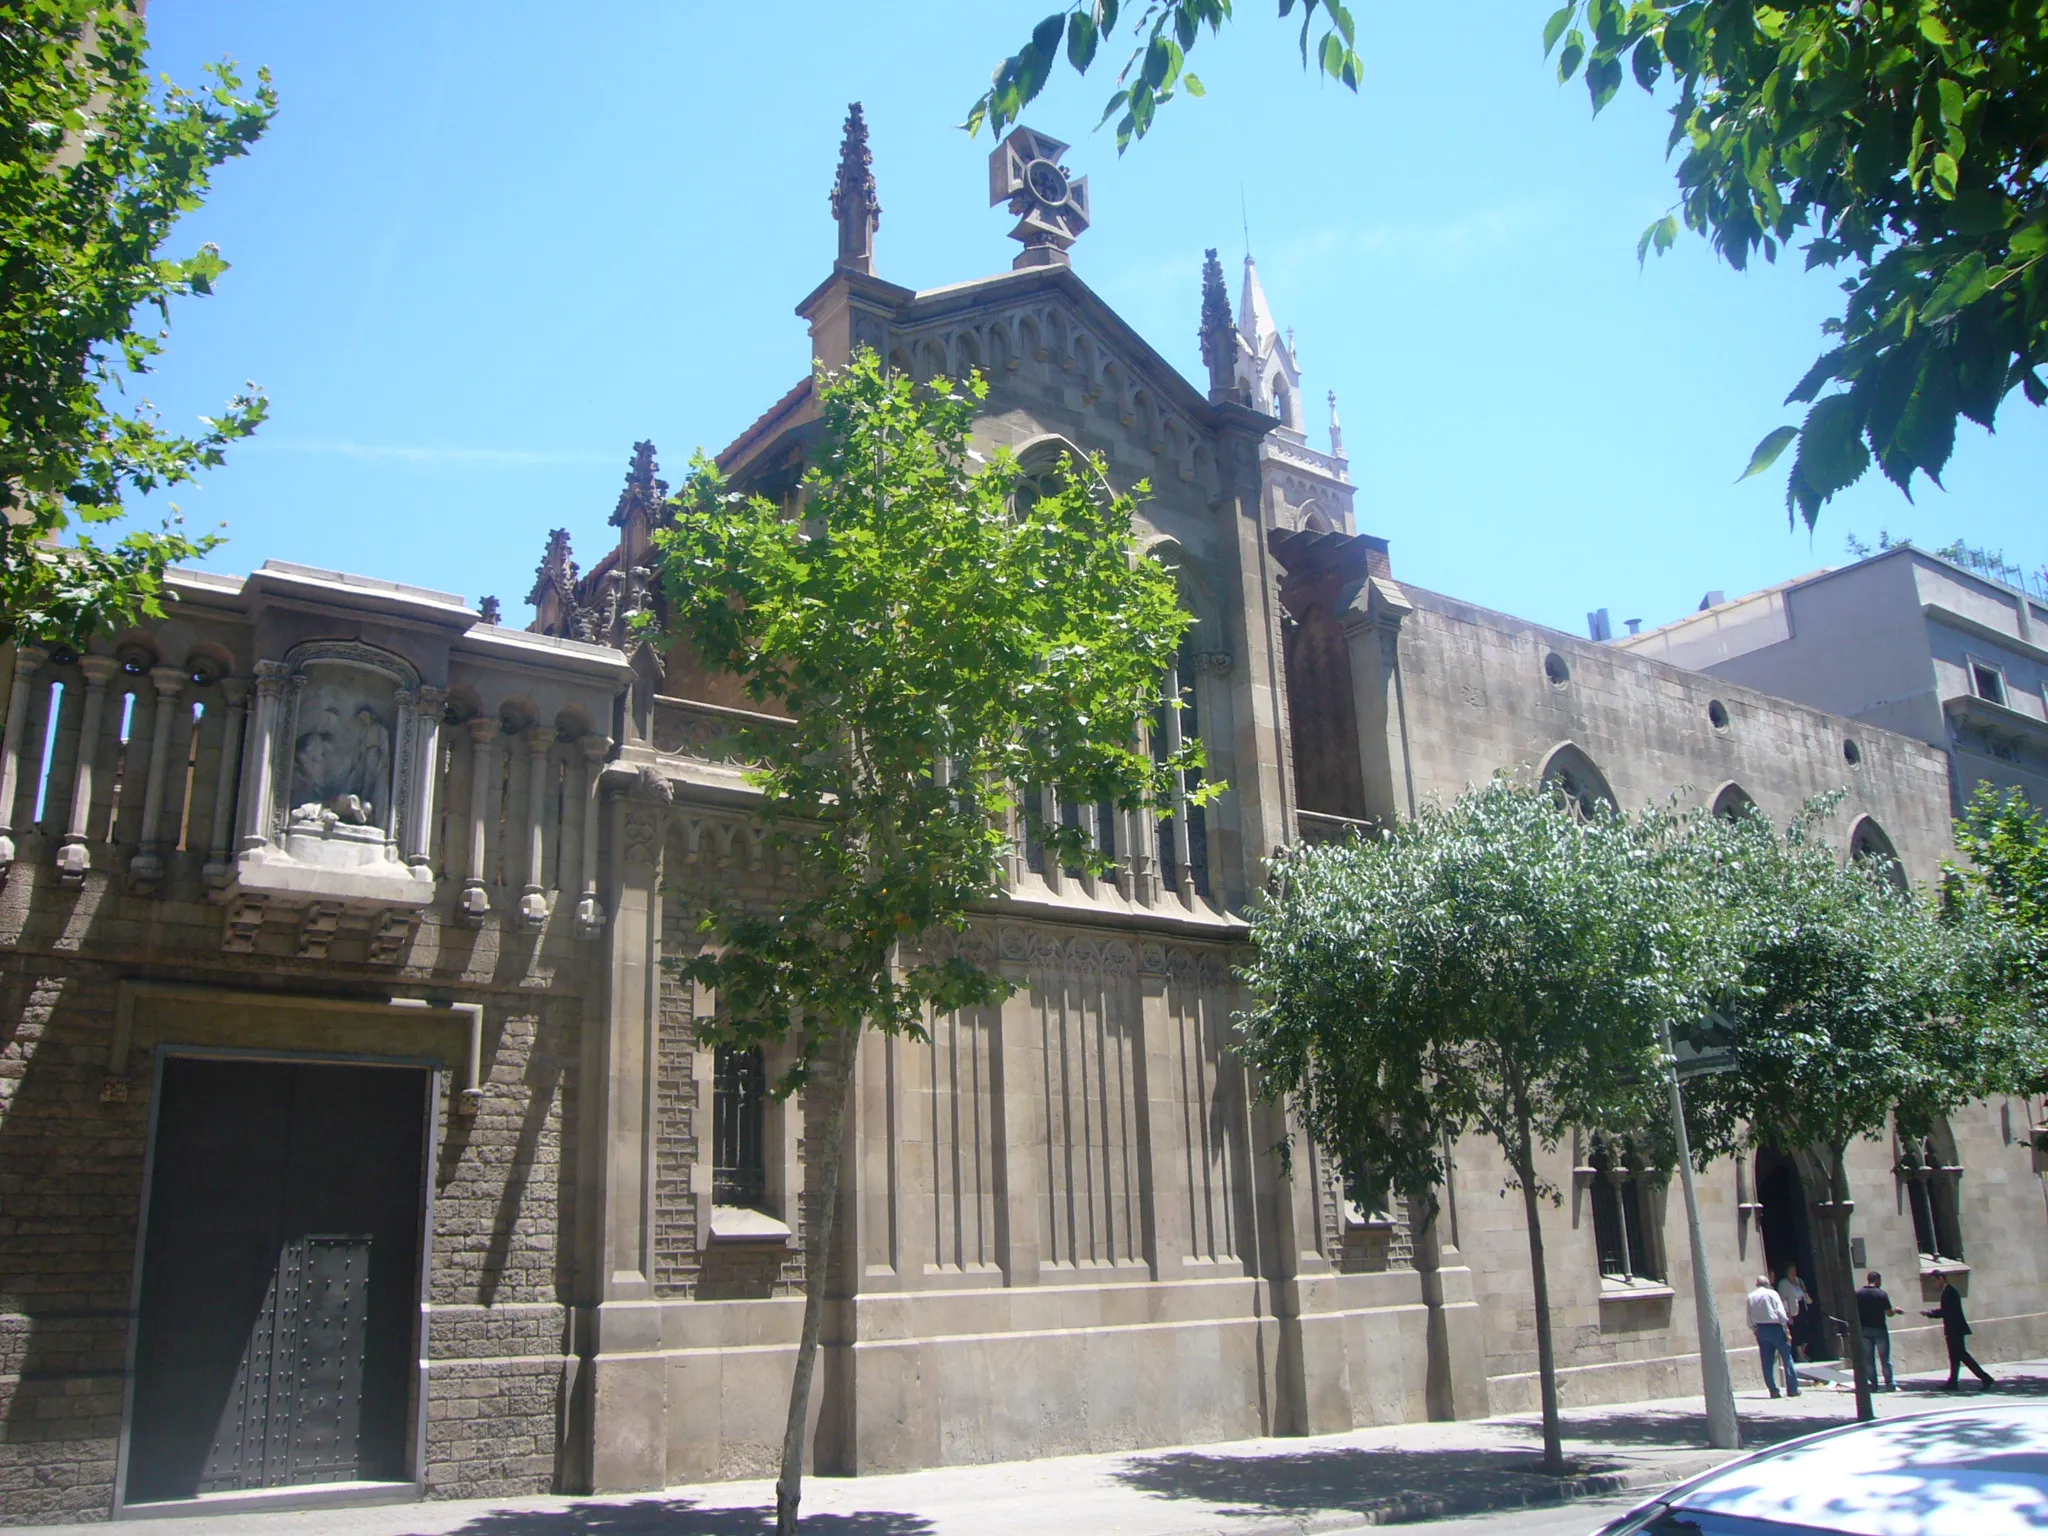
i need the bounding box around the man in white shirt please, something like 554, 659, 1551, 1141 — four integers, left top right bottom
1747, 1274, 1800, 1397
1776, 1264, 1813, 1359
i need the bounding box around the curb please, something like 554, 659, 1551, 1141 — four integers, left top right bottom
1211, 1453, 1734, 1534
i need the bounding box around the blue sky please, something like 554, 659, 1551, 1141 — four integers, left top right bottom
140, 2, 2043, 639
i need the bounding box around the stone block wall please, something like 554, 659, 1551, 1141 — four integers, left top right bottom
0, 849, 592, 1525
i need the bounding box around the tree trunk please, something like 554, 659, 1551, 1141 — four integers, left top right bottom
775, 1032, 859, 1535
1512, 1093, 1566, 1477
1829, 1143, 1875, 1423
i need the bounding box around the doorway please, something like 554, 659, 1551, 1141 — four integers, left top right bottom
124, 1055, 431, 1504
1754, 1148, 1834, 1361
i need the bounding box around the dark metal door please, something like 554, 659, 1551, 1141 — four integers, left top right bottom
127, 1057, 427, 1503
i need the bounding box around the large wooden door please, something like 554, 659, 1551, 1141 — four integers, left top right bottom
126, 1057, 429, 1503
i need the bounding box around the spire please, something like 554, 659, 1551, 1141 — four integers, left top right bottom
527, 528, 578, 611
1328, 390, 1345, 457
831, 102, 881, 275
609, 440, 668, 531
1237, 254, 1279, 353
1199, 248, 1241, 403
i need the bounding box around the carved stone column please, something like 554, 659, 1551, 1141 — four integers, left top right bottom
54, 656, 119, 885
203, 678, 250, 887
588, 765, 671, 1492
0, 646, 49, 867
237, 661, 293, 852
405, 685, 447, 876
518, 725, 557, 930
574, 734, 611, 938
1162, 661, 1195, 904
459, 715, 500, 922
127, 665, 187, 891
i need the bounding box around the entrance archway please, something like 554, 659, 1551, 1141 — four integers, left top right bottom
1755, 1148, 1835, 1361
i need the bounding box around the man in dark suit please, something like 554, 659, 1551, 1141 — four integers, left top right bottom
1923, 1280, 1996, 1389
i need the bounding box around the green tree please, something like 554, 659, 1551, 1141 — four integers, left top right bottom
975, 1, 2047, 527
1954, 781, 2048, 942
1237, 778, 1725, 1474
653, 350, 1206, 1536
1950, 783, 2048, 1098
2, 0, 273, 648
1683, 797, 1996, 1416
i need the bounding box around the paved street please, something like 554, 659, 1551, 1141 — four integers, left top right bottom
20, 1361, 2040, 1535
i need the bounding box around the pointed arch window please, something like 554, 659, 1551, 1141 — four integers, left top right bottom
1542, 745, 1615, 821
1897, 1117, 1965, 1264
1586, 1133, 1661, 1283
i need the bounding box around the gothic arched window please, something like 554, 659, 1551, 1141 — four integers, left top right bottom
1587, 1133, 1660, 1282
1850, 815, 1908, 891
1542, 745, 1616, 821
1897, 1116, 1964, 1263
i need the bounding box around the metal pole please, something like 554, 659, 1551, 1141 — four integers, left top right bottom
1660, 1017, 1741, 1451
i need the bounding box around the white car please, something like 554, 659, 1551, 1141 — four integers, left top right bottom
1594, 1403, 2048, 1535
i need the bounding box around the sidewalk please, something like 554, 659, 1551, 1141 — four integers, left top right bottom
25, 1362, 2046, 1535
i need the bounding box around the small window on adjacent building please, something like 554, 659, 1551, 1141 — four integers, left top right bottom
1971, 660, 2008, 706
1588, 1133, 1661, 1283
712, 1043, 768, 1211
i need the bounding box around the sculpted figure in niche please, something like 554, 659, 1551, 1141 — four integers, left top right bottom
289, 678, 396, 830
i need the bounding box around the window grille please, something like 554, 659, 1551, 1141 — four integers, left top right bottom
712, 1044, 768, 1210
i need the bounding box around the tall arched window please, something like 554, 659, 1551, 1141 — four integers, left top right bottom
1711, 782, 1757, 821
1587, 1133, 1660, 1282
712, 1044, 768, 1211
1850, 815, 1908, 890
1155, 633, 1211, 901
1541, 745, 1616, 820
1897, 1116, 1964, 1263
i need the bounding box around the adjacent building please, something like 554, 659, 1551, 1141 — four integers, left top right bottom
1618, 543, 2048, 814
2, 114, 2042, 1526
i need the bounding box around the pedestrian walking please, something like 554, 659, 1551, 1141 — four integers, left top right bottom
1778, 1263, 1815, 1360
1923, 1279, 1996, 1389
1855, 1270, 1899, 1390
1747, 1273, 1800, 1397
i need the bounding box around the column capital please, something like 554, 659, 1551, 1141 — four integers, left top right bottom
147, 664, 186, 697
253, 659, 293, 691
220, 676, 252, 707
578, 733, 614, 764
527, 724, 559, 754
467, 715, 501, 745
416, 682, 450, 710
13, 645, 48, 674
78, 655, 120, 687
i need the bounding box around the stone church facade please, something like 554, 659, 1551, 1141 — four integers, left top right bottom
1, 114, 2043, 1524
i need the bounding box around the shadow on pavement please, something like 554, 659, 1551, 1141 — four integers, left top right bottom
443, 1500, 935, 1535
1541, 1411, 1846, 1451
1110, 1448, 1623, 1519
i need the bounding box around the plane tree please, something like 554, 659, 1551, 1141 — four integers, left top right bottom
651, 350, 1206, 1535
2, 0, 272, 646
1237, 777, 1728, 1475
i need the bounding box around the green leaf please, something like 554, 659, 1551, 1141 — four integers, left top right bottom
1932, 150, 1959, 199
1543, 3, 1575, 56
1919, 13, 1954, 45
1183, 72, 1206, 97
1558, 27, 1586, 81
1921, 252, 1989, 322
1094, 88, 1130, 129
1067, 11, 1099, 71
1636, 213, 1678, 263
1630, 36, 1662, 90
1320, 30, 1345, 78
1738, 424, 1800, 481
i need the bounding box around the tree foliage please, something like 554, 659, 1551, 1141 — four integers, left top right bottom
1682, 798, 1993, 1165
1238, 777, 1725, 1474
1954, 781, 2048, 943
2, 0, 273, 647
1551, 1, 2048, 528
652, 350, 1205, 1534
968, 1, 1364, 152
1950, 783, 2048, 1096
982, 1, 2046, 527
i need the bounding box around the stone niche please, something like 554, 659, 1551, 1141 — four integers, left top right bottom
219, 639, 442, 958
